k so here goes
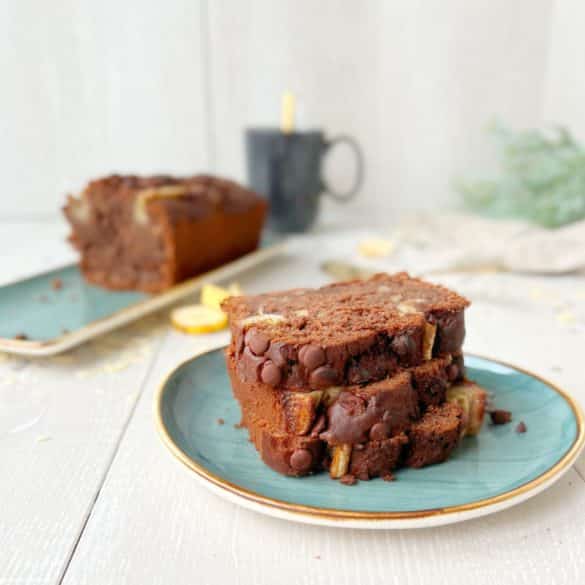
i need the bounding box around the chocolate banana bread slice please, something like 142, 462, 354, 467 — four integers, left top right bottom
242, 402, 466, 478
222, 273, 469, 391
64, 174, 267, 292
226, 351, 462, 439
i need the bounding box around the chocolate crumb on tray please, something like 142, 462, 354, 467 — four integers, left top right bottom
217, 418, 225, 425
490, 409, 512, 425
13, 333, 29, 340
51, 278, 63, 290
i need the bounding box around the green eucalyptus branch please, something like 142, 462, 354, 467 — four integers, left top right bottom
456, 123, 585, 228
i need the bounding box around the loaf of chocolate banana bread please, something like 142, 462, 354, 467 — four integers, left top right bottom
64, 174, 267, 292
222, 273, 469, 391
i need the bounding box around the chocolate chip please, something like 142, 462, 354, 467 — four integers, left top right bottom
446, 363, 459, 382
246, 328, 269, 356
369, 422, 390, 441
309, 366, 339, 389
266, 341, 286, 367
239, 347, 266, 381
490, 409, 512, 425
260, 360, 282, 385
299, 345, 326, 371
319, 392, 369, 444
436, 312, 465, 353
516, 421, 527, 433
391, 334, 415, 359
290, 448, 313, 471
382, 473, 395, 482
338, 392, 366, 416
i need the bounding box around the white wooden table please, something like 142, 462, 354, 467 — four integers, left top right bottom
1, 219, 585, 585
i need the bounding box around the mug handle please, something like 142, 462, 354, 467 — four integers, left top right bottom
322, 135, 364, 202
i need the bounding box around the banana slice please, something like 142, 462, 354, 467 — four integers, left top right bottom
357, 237, 394, 258
170, 304, 228, 334
201, 284, 231, 310
227, 282, 242, 297
201, 282, 243, 310
329, 444, 352, 478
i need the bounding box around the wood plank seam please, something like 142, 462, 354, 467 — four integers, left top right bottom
55, 328, 169, 585
573, 464, 585, 483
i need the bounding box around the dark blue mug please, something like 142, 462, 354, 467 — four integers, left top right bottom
245, 129, 363, 233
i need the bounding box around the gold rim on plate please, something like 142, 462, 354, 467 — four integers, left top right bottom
154, 347, 585, 523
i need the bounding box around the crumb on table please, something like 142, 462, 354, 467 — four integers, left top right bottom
52, 278, 63, 290
515, 421, 527, 433
13, 333, 28, 340
217, 418, 225, 425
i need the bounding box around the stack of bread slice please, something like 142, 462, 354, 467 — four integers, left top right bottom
222, 273, 486, 482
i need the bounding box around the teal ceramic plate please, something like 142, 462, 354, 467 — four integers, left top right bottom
0, 245, 283, 357
156, 347, 584, 529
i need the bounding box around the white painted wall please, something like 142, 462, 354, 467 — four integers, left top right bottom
0, 0, 208, 218
1, 0, 578, 221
